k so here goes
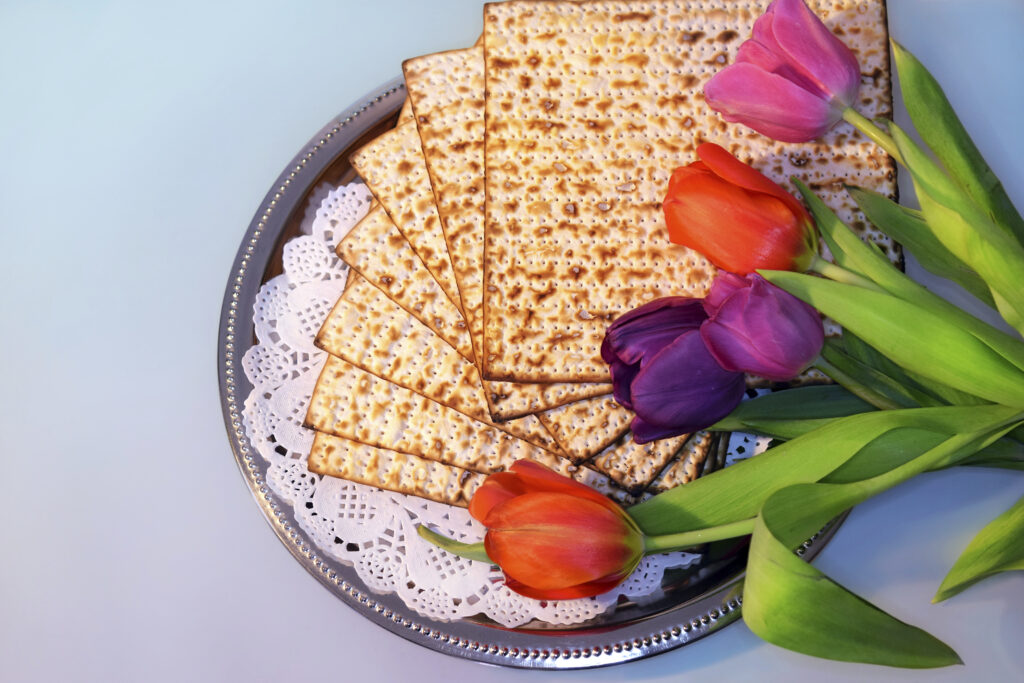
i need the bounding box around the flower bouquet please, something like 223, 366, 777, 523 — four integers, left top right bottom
424, 0, 1023, 668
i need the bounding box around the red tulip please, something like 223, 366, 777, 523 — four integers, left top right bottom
663, 142, 817, 274
703, 0, 861, 142
469, 461, 644, 600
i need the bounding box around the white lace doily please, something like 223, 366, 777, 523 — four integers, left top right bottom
241, 181, 712, 627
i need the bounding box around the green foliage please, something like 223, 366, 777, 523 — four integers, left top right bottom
847, 185, 994, 306
762, 272, 1024, 408
891, 41, 1024, 247
935, 495, 1024, 602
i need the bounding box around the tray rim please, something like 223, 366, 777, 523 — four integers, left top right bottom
217, 77, 843, 669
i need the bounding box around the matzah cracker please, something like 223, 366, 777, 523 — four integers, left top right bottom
482, 0, 895, 381
350, 121, 465, 316
309, 431, 484, 507
588, 431, 691, 493
337, 203, 475, 361
644, 431, 714, 495
317, 273, 610, 422
398, 96, 414, 123
403, 46, 615, 416
306, 356, 569, 468
336, 197, 611, 420
318, 273, 490, 420
538, 396, 633, 461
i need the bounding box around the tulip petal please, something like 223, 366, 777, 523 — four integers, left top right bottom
468, 471, 528, 522
664, 165, 808, 273
603, 297, 706, 366
696, 142, 811, 224
506, 460, 617, 511
629, 330, 747, 435
702, 271, 748, 317
704, 62, 841, 142
503, 571, 633, 600
767, 0, 861, 107
701, 274, 824, 381
608, 358, 639, 410
483, 493, 641, 590
631, 415, 693, 444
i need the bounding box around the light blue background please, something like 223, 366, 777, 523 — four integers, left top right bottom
2, 1, 1022, 681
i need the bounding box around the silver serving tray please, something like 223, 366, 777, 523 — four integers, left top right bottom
218, 78, 843, 669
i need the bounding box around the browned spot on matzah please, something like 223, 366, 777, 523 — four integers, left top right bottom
643, 431, 714, 494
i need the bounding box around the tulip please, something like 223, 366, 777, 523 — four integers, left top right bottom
703, 0, 861, 143
702, 272, 824, 381
664, 142, 818, 274
468, 460, 645, 599
602, 297, 747, 443
419, 461, 756, 599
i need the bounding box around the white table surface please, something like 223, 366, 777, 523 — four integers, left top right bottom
3, 0, 1022, 681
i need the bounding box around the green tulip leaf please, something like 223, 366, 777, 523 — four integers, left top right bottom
957, 438, 1024, 470
794, 181, 1024, 373
934, 495, 1024, 602
846, 185, 994, 305
821, 339, 936, 409
890, 124, 1024, 335
744, 514, 961, 668
891, 41, 1024, 247
710, 385, 874, 439
744, 416, 1022, 668
629, 405, 1016, 535
762, 271, 1024, 408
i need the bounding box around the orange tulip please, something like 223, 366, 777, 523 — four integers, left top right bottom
469, 461, 644, 600
663, 142, 817, 274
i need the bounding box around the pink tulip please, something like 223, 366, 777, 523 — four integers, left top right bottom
701, 272, 824, 381
704, 0, 861, 142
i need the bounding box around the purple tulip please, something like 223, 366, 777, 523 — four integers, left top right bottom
703, 0, 861, 143
601, 298, 746, 444
701, 272, 824, 381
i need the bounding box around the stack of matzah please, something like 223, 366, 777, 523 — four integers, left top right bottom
305, 0, 895, 507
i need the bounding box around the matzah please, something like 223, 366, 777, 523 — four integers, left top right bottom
482, 0, 895, 381
306, 356, 571, 467
538, 396, 633, 461
353, 97, 616, 418
350, 121, 465, 316
318, 273, 610, 423
588, 431, 692, 493
644, 431, 715, 495
404, 47, 617, 417
310, 428, 637, 507
309, 431, 485, 507
337, 203, 475, 361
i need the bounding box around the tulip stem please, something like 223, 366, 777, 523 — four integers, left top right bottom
842, 108, 905, 164
642, 518, 755, 554
417, 525, 493, 563
809, 256, 886, 292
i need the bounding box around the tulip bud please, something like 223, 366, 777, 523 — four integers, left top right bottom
701, 272, 824, 381
469, 461, 645, 600
703, 0, 861, 143
601, 297, 747, 443
664, 142, 818, 274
